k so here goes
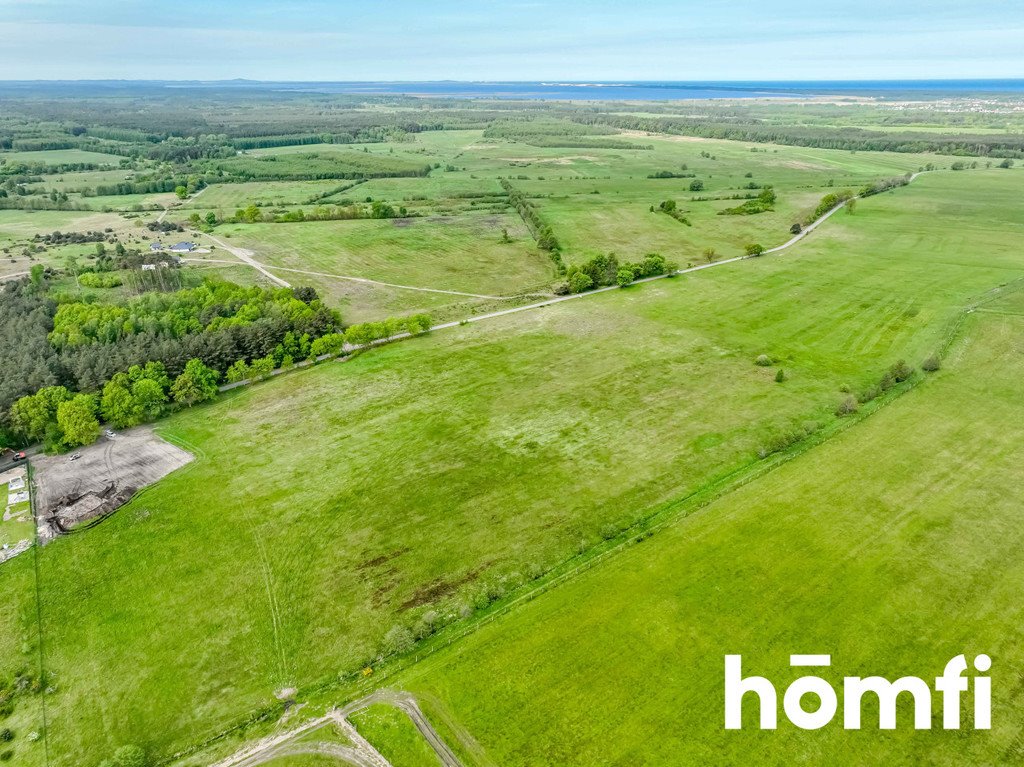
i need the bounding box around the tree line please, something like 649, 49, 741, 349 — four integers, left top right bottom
568, 114, 1024, 159
501, 179, 565, 273
560, 252, 677, 294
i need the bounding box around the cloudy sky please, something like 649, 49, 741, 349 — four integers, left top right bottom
1, 0, 1021, 81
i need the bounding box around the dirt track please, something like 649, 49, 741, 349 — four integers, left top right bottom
212, 689, 463, 767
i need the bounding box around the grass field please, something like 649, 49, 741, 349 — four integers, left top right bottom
1, 168, 1021, 767
217, 213, 554, 296
350, 704, 441, 767
0, 482, 33, 549
0, 148, 124, 165
393, 298, 1024, 766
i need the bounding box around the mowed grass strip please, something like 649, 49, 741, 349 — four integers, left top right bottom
396, 303, 1024, 766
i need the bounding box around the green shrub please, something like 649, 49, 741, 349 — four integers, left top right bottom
890, 359, 913, 383
922, 354, 941, 372
754, 354, 773, 367
836, 395, 859, 416
775, 369, 786, 383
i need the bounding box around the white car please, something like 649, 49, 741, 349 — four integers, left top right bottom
68, 453, 81, 462
105, 430, 117, 438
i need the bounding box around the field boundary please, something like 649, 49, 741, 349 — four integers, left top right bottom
28, 461, 51, 767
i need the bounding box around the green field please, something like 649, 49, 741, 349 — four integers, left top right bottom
1, 166, 1021, 766
0, 148, 125, 166
351, 704, 441, 767
218, 213, 554, 296
0, 481, 33, 549
394, 299, 1024, 766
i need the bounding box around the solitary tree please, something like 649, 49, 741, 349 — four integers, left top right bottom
744, 243, 766, 257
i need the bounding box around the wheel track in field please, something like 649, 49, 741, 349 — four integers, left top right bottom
238, 502, 291, 688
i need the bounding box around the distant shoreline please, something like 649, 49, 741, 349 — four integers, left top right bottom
1, 79, 1023, 101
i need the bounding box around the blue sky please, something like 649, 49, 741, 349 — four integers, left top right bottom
1, 0, 1022, 81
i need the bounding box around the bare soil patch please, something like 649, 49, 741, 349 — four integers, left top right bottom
32, 425, 193, 538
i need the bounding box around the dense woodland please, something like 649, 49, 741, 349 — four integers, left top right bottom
0, 276, 341, 448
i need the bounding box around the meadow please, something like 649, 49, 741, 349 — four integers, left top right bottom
217, 213, 553, 296
1, 167, 1021, 767
395, 296, 1024, 766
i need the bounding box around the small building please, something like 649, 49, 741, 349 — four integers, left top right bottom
168, 242, 197, 254
150, 242, 164, 252
141, 264, 157, 271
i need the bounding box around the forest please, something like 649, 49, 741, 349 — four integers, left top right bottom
0, 276, 341, 447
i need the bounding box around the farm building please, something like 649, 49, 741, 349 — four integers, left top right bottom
168, 242, 197, 253
149, 242, 164, 252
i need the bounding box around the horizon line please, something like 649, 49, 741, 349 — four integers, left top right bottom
2, 77, 1024, 84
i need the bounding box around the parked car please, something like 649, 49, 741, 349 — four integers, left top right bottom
68, 453, 81, 462
105, 430, 117, 438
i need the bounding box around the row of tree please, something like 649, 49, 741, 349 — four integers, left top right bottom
718, 186, 777, 216
562, 252, 677, 293
501, 180, 564, 272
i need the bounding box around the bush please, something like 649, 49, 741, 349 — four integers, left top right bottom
921, 354, 941, 372
568, 272, 594, 293
835, 395, 859, 416
113, 745, 148, 767
754, 354, 773, 367
382, 625, 414, 656
0, 730, 10, 742
890, 359, 913, 383
858, 385, 881, 404
78, 272, 123, 289
775, 368, 786, 383
616, 268, 634, 287
744, 243, 765, 256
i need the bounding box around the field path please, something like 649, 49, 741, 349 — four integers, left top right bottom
264, 265, 502, 299
423, 172, 927, 332
210, 689, 463, 767
194, 231, 292, 288
158, 185, 207, 223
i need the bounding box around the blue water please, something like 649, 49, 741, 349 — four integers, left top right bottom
8, 79, 1024, 100
258, 80, 1024, 100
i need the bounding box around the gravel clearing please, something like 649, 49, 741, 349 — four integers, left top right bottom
32, 425, 193, 538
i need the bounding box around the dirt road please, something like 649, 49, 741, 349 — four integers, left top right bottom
193, 231, 292, 288
211, 689, 463, 767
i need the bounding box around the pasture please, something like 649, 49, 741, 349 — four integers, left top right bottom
395, 299, 1024, 766
2, 168, 1022, 767
0, 148, 124, 166
217, 213, 554, 296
